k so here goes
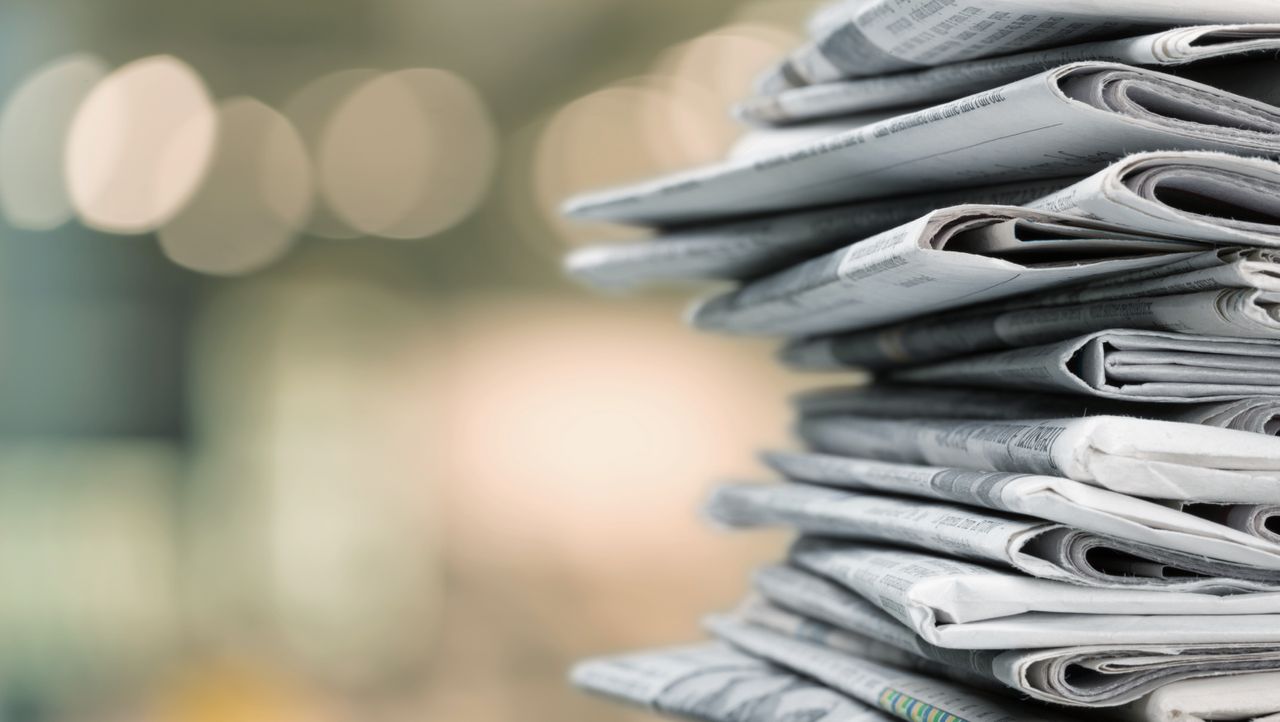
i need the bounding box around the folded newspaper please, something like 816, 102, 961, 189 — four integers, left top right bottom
757, 1, 1280, 92
795, 384, 1280, 436
762, 451, 1280, 574
570, 643, 897, 722
567, 64, 1280, 225
569, 151, 1280, 291
783, 538, 1280, 649
707, 482, 1280, 590
730, 570, 1280, 707
891, 329, 1280, 402
792, 414, 1280, 503
741, 24, 1280, 124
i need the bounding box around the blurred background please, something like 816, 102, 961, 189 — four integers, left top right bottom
0, 1, 839, 720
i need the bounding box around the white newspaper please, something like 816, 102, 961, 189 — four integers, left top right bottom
763, 451, 1280, 574
570, 150, 1280, 293
892, 329, 1280, 402
1029, 151, 1280, 248
795, 414, 1280, 503
757, 1, 1280, 92
742, 25, 1280, 124
707, 483, 1280, 591
690, 206, 1211, 337
794, 384, 1280, 437
565, 64, 1280, 226
788, 538, 1280, 649
570, 643, 895, 722
1183, 503, 1280, 545
564, 181, 1067, 289
743, 568, 1280, 708
705, 616, 1075, 722
784, 287, 1280, 369
1121, 670, 1280, 721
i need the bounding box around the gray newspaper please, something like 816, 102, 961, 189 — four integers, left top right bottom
786, 538, 1280, 649
705, 615, 1075, 722
757, 1, 1280, 92
690, 206, 1211, 337
794, 384, 1280, 437
706, 482, 1280, 591
564, 180, 1066, 289
891, 329, 1280, 402
740, 567, 1280, 708
1121, 670, 1280, 721
762, 451, 1280, 574
570, 643, 895, 722
566, 64, 1280, 226
742, 25, 1280, 124
794, 414, 1280, 503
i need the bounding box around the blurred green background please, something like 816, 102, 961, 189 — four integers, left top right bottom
0, 1, 838, 721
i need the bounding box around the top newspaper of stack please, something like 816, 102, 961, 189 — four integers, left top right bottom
757, 1, 1280, 92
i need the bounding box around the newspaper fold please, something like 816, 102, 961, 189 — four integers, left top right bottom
705, 615, 1075, 722
741, 568, 1280, 708
892, 329, 1280, 402
763, 451, 1280, 574
564, 181, 1066, 289
794, 414, 1280, 503
569, 643, 895, 722
787, 538, 1280, 649
795, 384, 1280, 436
757, 1, 1280, 92
742, 25, 1280, 124
566, 64, 1280, 226
707, 482, 1280, 591
690, 206, 1211, 337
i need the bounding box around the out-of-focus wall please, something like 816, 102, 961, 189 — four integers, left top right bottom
0, 2, 834, 720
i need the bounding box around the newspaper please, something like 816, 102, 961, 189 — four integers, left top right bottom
794, 384, 1280, 437
892, 329, 1280, 402
756, 1, 1280, 92
762, 451, 1280, 574
704, 615, 1076, 722
783, 287, 1280, 369
565, 64, 1280, 226
707, 482, 1280, 591
741, 25, 1280, 124
1120, 670, 1280, 722
742, 567, 1280, 708
786, 538, 1280, 649
572, 149, 1280, 294
689, 206, 1213, 337
1183, 503, 1280, 545
793, 414, 1280, 503
569, 643, 896, 722
564, 180, 1068, 290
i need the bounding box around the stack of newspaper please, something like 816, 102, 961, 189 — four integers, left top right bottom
564, 2, 1280, 721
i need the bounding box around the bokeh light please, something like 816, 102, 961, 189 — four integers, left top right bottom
65, 55, 217, 234
317, 68, 498, 239
158, 97, 313, 276
0, 54, 108, 230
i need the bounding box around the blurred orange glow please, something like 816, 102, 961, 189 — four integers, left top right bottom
0, 54, 107, 230
65, 55, 216, 234
158, 97, 313, 275
317, 69, 497, 239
